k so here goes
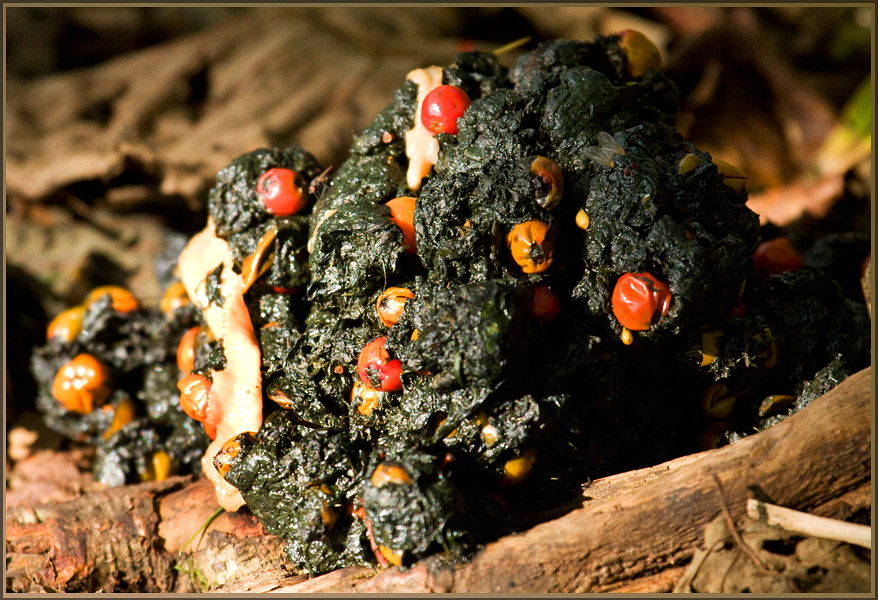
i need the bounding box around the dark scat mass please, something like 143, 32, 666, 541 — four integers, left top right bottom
30, 35, 870, 575
219, 37, 867, 573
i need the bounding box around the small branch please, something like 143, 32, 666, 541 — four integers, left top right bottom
711, 474, 771, 575
746, 498, 872, 550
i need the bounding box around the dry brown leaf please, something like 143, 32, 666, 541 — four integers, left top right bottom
746, 174, 845, 226
5, 7, 478, 205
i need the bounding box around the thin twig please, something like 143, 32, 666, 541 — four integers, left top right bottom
711, 474, 771, 575
492, 36, 532, 56
746, 498, 872, 549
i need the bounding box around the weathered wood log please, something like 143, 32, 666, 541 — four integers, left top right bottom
6, 477, 187, 593
5, 474, 294, 593
6, 367, 869, 593
239, 366, 873, 593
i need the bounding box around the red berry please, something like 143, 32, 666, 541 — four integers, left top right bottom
420, 85, 471, 135
752, 237, 805, 278
530, 285, 560, 322
611, 272, 672, 331
357, 337, 403, 392
256, 168, 307, 217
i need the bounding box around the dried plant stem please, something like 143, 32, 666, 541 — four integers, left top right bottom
746, 498, 871, 550
492, 36, 532, 56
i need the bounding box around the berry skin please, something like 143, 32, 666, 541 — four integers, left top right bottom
176, 326, 204, 375
530, 285, 560, 322
47, 305, 86, 342
357, 337, 403, 392
385, 196, 417, 254
530, 156, 564, 210
376, 287, 414, 327
177, 374, 212, 423
752, 237, 805, 278
420, 85, 471, 135
256, 168, 307, 216
611, 272, 672, 331
85, 285, 139, 313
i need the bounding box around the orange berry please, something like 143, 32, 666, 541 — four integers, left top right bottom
52, 353, 112, 414
507, 220, 554, 274
47, 305, 86, 342
85, 285, 139, 313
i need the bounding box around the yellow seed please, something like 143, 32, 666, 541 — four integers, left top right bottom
702, 383, 736, 420
378, 545, 404, 566
371, 463, 413, 488
713, 158, 747, 193
410, 328, 420, 341
152, 451, 174, 481
507, 219, 553, 274
621, 327, 634, 345
575, 208, 590, 230
481, 424, 499, 446
214, 437, 243, 477
52, 353, 112, 414
678, 153, 701, 175
617, 29, 662, 77
142, 451, 175, 482
102, 396, 136, 440
499, 449, 536, 487
700, 330, 723, 367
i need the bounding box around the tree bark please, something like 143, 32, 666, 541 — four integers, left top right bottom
5, 367, 871, 593
231, 366, 873, 593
